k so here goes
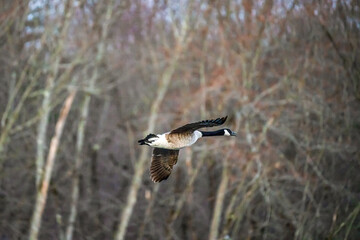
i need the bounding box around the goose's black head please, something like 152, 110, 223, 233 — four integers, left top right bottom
200, 128, 237, 137
223, 128, 237, 136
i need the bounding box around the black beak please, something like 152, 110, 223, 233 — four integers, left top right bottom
231, 132, 237, 136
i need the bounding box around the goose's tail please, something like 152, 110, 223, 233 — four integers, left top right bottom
138, 133, 158, 145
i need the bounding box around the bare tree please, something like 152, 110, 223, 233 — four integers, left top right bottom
64, 1, 116, 239
0, 0, 359, 239
29, 90, 76, 240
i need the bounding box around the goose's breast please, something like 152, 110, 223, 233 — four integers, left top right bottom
166, 131, 201, 148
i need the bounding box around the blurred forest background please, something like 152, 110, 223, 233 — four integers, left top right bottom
0, 0, 359, 239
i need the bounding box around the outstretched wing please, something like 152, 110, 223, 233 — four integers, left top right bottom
170, 116, 227, 134
150, 148, 180, 182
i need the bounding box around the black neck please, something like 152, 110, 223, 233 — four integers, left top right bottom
200, 129, 225, 137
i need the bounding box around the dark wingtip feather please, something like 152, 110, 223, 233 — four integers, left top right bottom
150, 165, 169, 182
170, 116, 229, 134
208, 116, 227, 125
219, 116, 227, 124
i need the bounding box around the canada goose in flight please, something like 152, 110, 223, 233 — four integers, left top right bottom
138, 116, 236, 182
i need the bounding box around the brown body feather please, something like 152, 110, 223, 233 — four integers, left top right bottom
165, 132, 192, 144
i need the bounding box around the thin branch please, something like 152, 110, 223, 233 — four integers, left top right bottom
65, 0, 116, 238
28, 90, 76, 240
35, 0, 75, 188
114, 23, 191, 240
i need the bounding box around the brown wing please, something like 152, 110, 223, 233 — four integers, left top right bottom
150, 148, 180, 182
170, 116, 227, 134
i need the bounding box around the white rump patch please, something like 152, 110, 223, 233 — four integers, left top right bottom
148, 133, 170, 148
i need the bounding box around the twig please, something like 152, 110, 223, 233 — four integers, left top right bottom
114, 6, 192, 239
28, 90, 76, 240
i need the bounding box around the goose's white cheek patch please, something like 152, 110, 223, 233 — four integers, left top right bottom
224, 130, 230, 136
